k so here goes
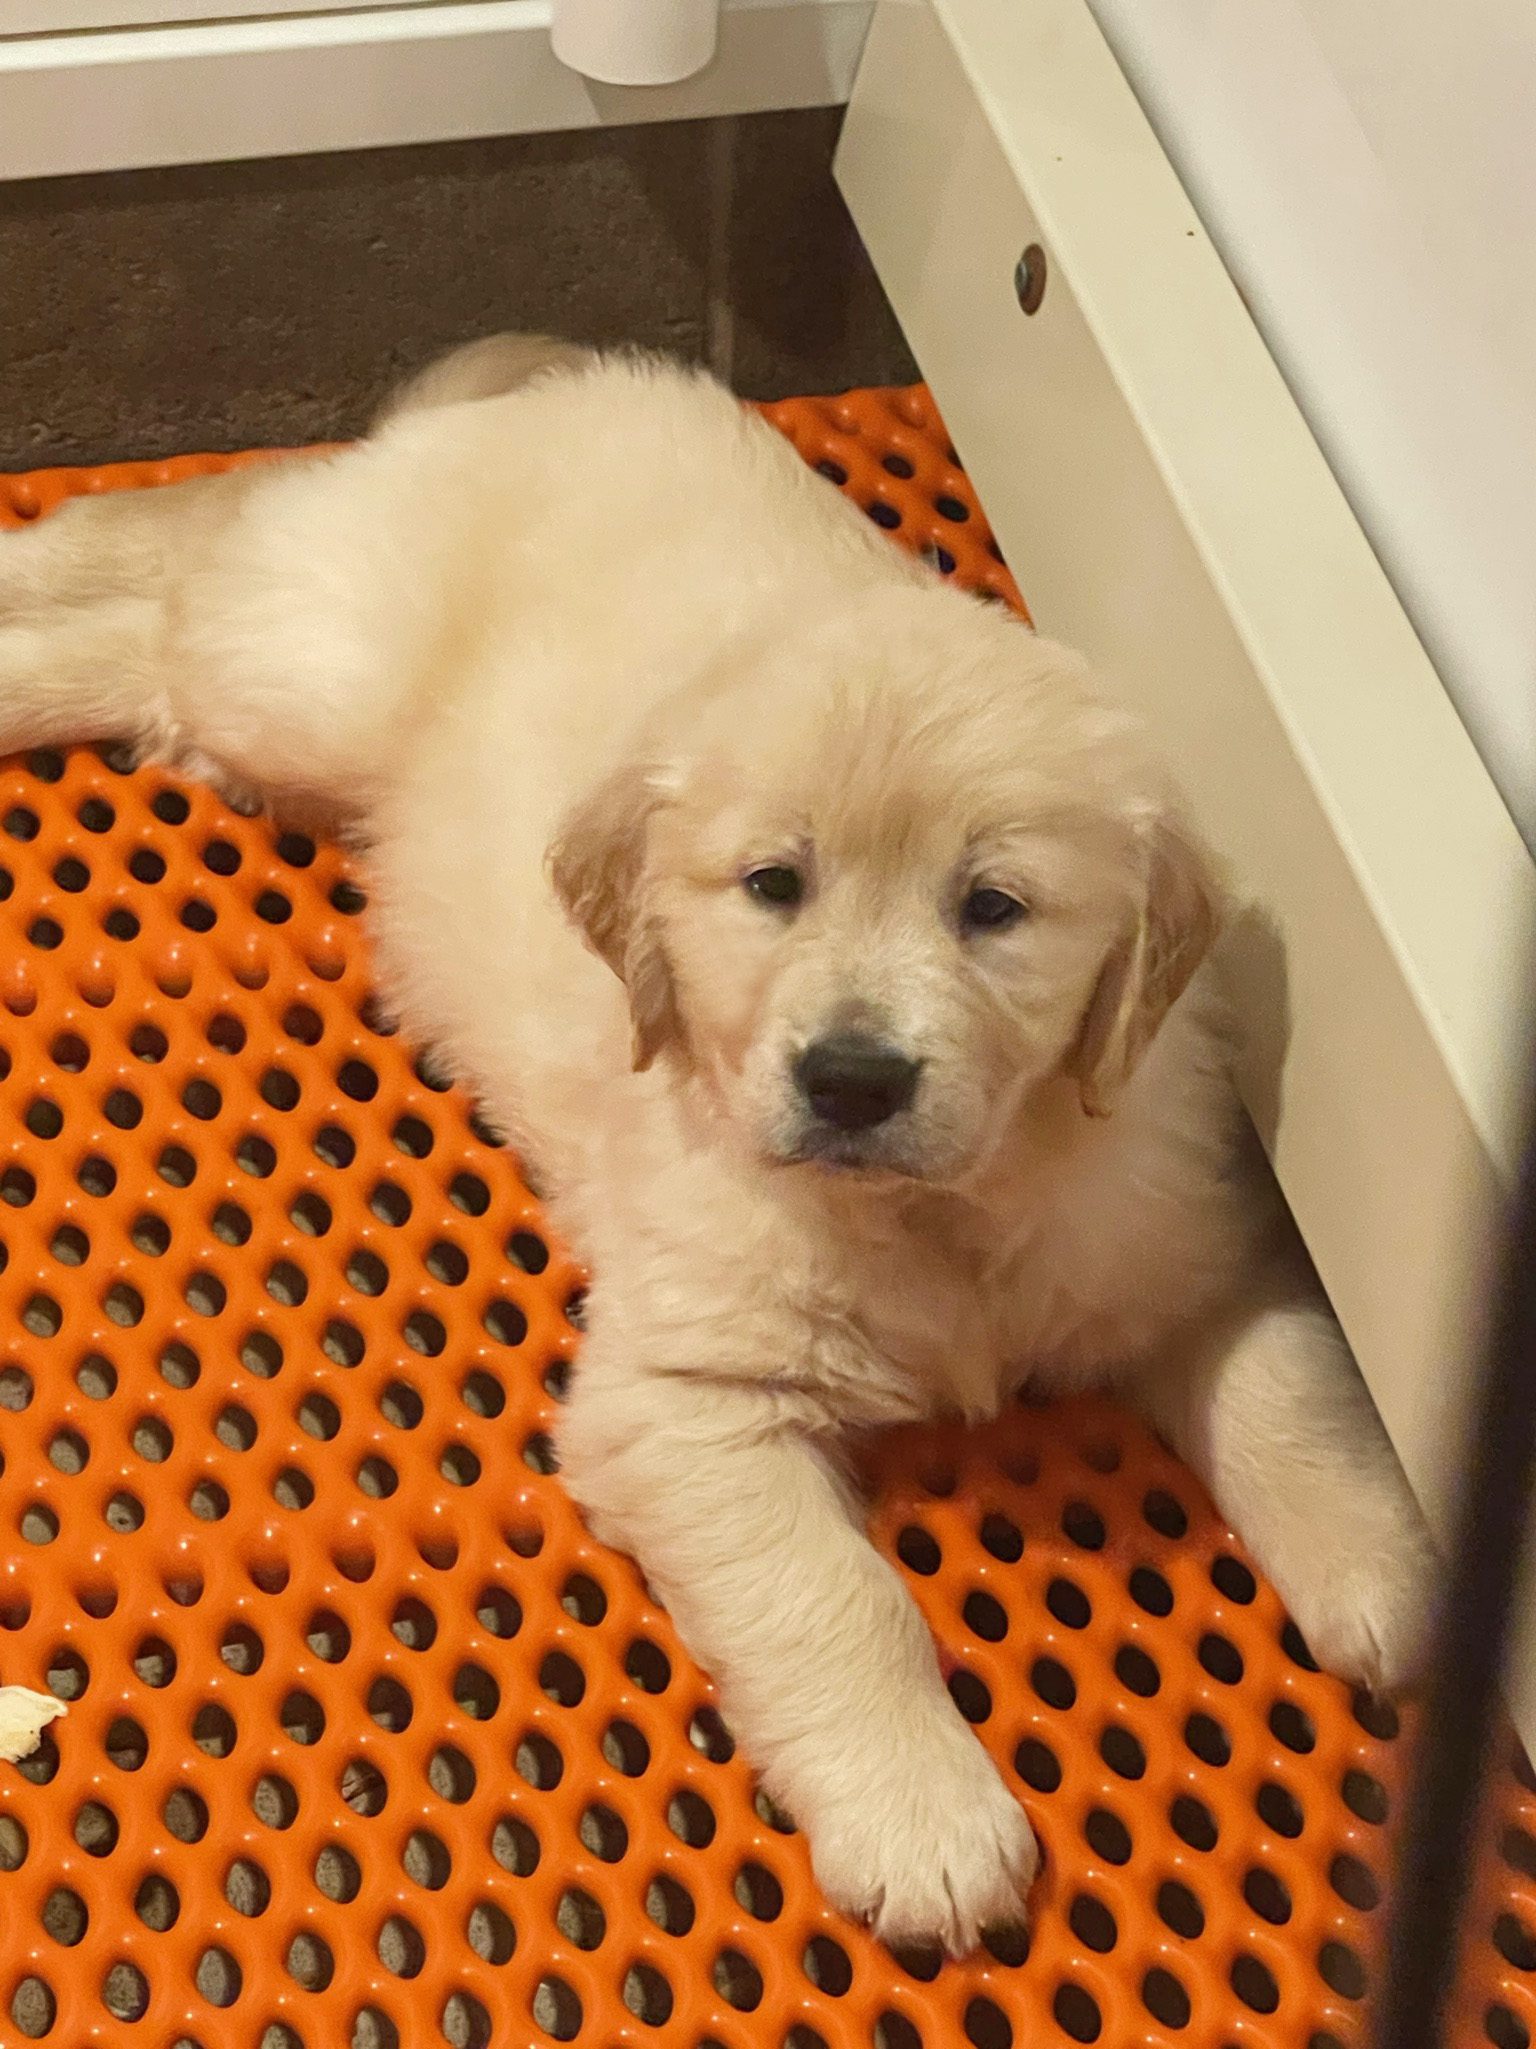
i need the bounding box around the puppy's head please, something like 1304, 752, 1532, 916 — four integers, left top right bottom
550, 587, 1219, 1184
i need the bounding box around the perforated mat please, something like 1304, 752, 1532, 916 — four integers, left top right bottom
0, 389, 1531, 2049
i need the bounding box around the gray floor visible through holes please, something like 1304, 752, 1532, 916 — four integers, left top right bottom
103, 1961, 149, 2022
12, 1977, 54, 2036
533, 1978, 582, 2040
41, 1888, 87, 1945
349, 2011, 400, 2049
287, 1932, 333, 1991
403, 1829, 452, 1892
378, 1915, 426, 1978
441, 1992, 492, 2049
251, 1777, 293, 1830
72, 1801, 116, 1852
134, 1876, 178, 1933
558, 1887, 608, 1950
314, 1846, 359, 1906
226, 1858, 271, 1917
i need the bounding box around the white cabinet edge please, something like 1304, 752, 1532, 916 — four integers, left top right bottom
0, 0, 873, 181
936, 0, 1533, 1172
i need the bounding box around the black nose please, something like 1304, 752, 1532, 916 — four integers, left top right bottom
794, 1034, 921, 1131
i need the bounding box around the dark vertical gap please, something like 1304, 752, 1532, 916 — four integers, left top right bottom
1374, 1056, 1536, 2049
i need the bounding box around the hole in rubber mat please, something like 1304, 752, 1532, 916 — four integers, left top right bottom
45, 1883, 90, 1943
430, 1745, 477, 1803
1069, 1893, 1117, 1953
1495, 1913, 1536, 1971
1084, 1807, 1132, 1864
1330, 1850, 1382, 1911
464, 1367, 506, 1416
714, 1947, 764, 2011
979, 1510, 1023, 1561
892, 1932, 945, 1980
1100, 1723, 1146, 1780
896, 1524, 941, 1574
1157, 1880, 1205, 1938
1171, 1793, 1220, 1851
1184, 1709, 1231, 1766
0, 410, 1529, 2049
667, 1789, 716, 1847
874, 2018, 921, 2049
1114, 1643, 1161, 1697
1128, 1564, 1174, 1615
443, 1991, 494, 2048
803, 1934, 852, 1994
1243, 1864, 1293, 1925
1231, 1954, 1281, 2013
625, 1636, 671, 1692
623, 1961, 674, 2025
104, 1960, 150, 2019
689, 1703, 734, 1761
377, 1913, 426, 1977
1053, 1984, 1102, 2043
1046, 1575, 1092, 1628
559, 1883, 609, 1946
227, 1858, 272, 1915
10, 1978, 55, 2038
734, 1861, 783, 1920
1142, 1966, 1192, 2029
1488, 2007, 1533, 2049
1015, 1736, 1062, 1792
949, 1667, 993, 1721
316, 1844, 361, 1903
493, 1814, 541, 1876
1256, 1778, 1306, 1838
1030, 1656, 1076, 1710
1319, 1939, 1369, 2001
533, 1977, 583, 2040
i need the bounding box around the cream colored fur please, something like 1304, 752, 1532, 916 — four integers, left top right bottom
0, 339, 1434, 1950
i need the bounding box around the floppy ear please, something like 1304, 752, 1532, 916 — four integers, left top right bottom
547, 763, 684, 1072
1073, 813, 1222, 1117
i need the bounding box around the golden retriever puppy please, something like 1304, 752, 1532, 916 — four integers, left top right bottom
0, 339, 1433, 1950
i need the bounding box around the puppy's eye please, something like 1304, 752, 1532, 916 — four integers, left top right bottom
961, 885, 1028, 934
744, 865, 804, 910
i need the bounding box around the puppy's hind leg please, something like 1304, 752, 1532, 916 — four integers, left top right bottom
0, 603, 173, 763
0, 473, 246, 760
371, 332, 595, 429
6, 451, 415, 823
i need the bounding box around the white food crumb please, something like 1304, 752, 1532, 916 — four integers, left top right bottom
0, 1686, 67, 1763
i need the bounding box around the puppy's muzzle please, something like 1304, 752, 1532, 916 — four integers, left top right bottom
793, 1033, 921, 1132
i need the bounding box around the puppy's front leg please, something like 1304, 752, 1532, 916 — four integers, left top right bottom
1132, 1271, 1437, 1691
559, 1368, 1036, 1952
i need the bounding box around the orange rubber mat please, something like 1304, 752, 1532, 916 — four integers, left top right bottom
0, 389, 1531, 2049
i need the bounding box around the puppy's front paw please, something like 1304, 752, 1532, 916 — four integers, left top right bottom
1278, 1532, 1435, 1695
1265, 1477, 1437, 1695
800, 1713, 1037, 1954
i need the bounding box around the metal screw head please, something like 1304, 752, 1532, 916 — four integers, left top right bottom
1014, 243, 1047, 315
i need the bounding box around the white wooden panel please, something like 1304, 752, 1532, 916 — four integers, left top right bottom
3, 1, 431, 33
0, 0, 870, 180
838, 0, 1536, 1735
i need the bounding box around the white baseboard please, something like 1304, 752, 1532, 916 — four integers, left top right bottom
0, 0, 872, 182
